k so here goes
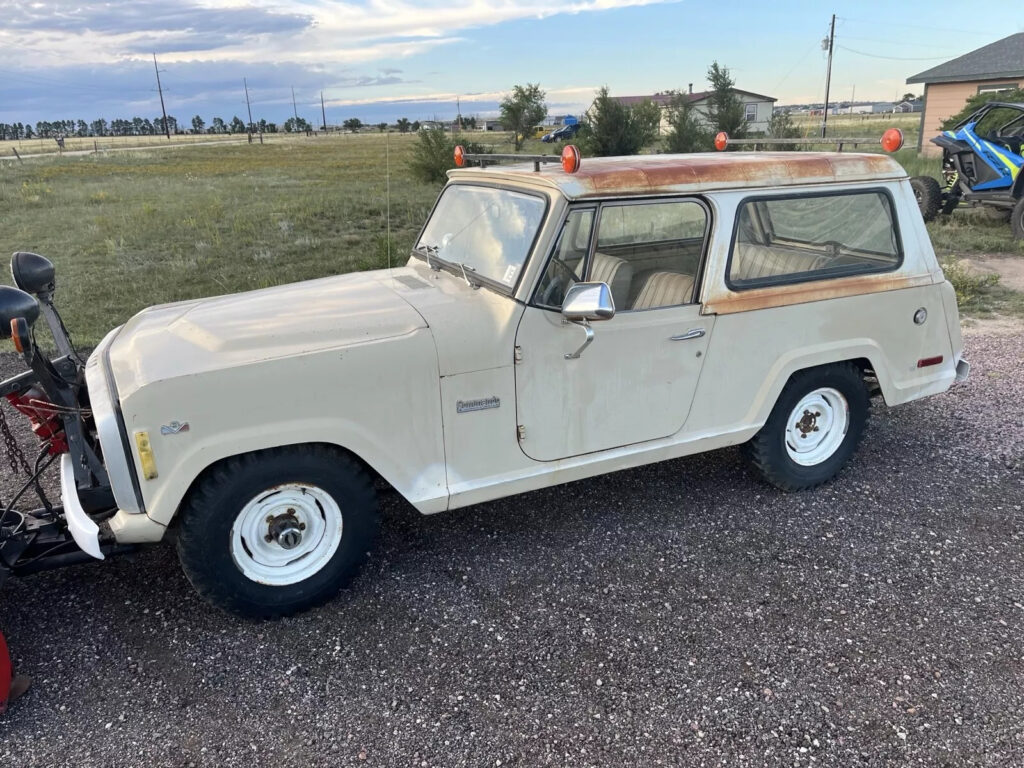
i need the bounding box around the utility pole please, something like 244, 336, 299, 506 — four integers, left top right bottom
320, 91, 328, 132
456, 96, 462, 132
153, 53, 170, 140
291, 86, 299, 124
243, 78, 254, 134
849, 84, 856, 115
821, 13, 836, 138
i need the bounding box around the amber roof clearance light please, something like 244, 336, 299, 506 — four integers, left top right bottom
880, 128, 904, 153
561, 144, 581, 174
453, 145, 466, 167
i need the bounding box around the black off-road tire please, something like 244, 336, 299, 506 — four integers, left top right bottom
910, 176, 942, 222
743, 363, 870, 492
1012, 196, 1024, 240
176, 445, 379, 618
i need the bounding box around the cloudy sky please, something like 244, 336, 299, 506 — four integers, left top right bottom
0, 0, 1019, 126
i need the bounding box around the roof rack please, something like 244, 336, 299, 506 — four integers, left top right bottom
454, 144, 581, 173
715, 127, 905, 153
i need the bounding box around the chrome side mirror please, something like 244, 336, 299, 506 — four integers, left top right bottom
560, 282, 615, 322
560, 282, 614, 359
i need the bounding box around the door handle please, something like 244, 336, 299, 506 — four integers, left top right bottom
670, 328, 705, 341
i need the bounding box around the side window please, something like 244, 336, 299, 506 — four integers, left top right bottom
535, 209, 594, 309
591, 200, 708, 311
744, 103, 757, 122
729, 190, 902, 289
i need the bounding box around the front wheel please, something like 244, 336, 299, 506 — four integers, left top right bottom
1012, 196, 1024, 240
176, 446, 379, 618
744, 363, 869, 491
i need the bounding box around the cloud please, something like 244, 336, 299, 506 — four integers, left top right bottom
0, 0, 677, 65
0, 0, 679, 123
3, 0, 312, 36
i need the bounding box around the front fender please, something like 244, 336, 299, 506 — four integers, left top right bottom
118, 328, 448, 527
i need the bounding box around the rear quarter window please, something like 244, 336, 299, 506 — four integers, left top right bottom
727, 189, 903, 290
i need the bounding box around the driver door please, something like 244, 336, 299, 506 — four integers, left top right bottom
514, 199, 714, 462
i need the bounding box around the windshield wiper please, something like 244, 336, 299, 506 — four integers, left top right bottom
458, 262, 479, 289
417, 244, 441, 271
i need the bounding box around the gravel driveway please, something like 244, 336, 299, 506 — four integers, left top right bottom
1, 327, 1023, 767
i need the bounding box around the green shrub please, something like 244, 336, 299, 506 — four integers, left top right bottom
578, 86, 658, 157
664, 91, 713, 153
939, 255, 1000, 307
409, 129, 489, 185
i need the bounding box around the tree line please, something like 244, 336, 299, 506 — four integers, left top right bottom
0, 113, 479, 141
0, 115, 286, 141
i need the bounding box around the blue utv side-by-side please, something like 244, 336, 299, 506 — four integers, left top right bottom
909, 101, 1024, 239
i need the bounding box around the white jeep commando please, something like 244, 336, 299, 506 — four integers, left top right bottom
0, 145, 967, 617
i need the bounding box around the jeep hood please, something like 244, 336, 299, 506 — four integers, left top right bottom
105, 272, 427, 399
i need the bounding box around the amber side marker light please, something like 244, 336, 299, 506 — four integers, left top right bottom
9, 319, 23, 354
453, 145, 466, 167
917, 355, 944, 368
714, 131, 729, 151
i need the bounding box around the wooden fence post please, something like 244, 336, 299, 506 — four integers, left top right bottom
11, 148, 22, 164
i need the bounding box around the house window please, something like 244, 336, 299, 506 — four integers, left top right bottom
744, 103, 757, 122
727, 190, 902, 290
977, 83, 1019, 94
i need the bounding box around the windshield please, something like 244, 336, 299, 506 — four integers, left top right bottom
416, 184, 546, 289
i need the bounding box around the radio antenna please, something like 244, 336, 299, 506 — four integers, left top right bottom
386, 128, 392, 272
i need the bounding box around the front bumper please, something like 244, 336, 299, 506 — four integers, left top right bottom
59, 454, 105, 560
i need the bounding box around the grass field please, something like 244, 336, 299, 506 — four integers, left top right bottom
0, 131, 1020, 345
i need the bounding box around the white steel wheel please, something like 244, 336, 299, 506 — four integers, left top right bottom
784, 387, 850, 466
230, 483, 343, 586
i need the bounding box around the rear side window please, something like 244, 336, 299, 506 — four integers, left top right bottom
728, 190, 902, 290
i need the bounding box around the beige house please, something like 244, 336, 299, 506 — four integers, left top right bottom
613, 89, 777, 134
907, 33, 1024, 155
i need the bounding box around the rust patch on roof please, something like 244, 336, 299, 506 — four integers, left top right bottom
448, 152, 907, 200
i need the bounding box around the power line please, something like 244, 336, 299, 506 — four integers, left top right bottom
837, 16, 997, 38
0, 66, 152, 95
837, 44, 954, 61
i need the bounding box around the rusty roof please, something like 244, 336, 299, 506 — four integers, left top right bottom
447, 152, 907, 200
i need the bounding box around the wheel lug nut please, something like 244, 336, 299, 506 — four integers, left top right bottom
266, 515, 274, 523
299, 523, 306, 530
264, 534, 273, 542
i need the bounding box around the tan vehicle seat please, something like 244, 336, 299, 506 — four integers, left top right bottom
631, 272, 695, 310
589, 252, 633, 310
731, 243, 827, 281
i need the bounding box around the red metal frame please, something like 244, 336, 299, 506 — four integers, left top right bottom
0, 629, 11, 714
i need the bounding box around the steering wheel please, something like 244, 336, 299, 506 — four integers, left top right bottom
538, 257, 582, 307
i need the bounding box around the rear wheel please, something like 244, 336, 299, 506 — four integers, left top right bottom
744, 363, 870, 491
910, 176, 942, 222
176, 445, 379, 618
1012, 196, 1024, 240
